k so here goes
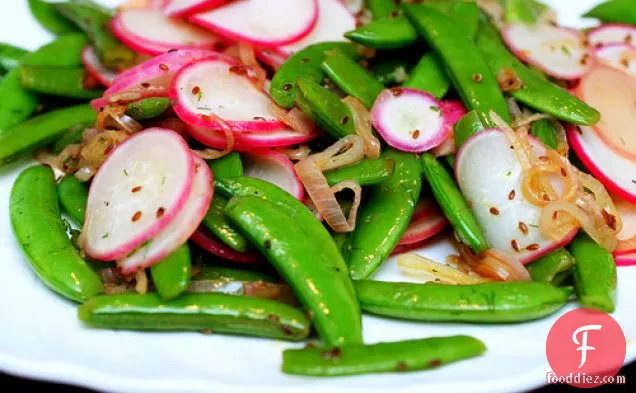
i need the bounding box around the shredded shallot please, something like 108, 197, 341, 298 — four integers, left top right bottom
193, 114, 235, 160
270, 104, 315, 135
342, 96, 381, 159
238, 41, 267, 91
135, 269, 148, 294
276, 145, 311, 161
397, 254, 491, 285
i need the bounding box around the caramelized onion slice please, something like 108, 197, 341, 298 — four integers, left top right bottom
342, 96, 381, 159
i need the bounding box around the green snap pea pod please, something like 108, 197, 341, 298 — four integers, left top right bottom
324, 157, 395, 187
51, 121, 92, 154
569, 233, 617, 313
207, 151, 243, 180
295, 77, 355, 139
150, 244, 192, 301
125, 97, 171, 121
28, 0, 79, 35
403, 4, 510, 128
195, 266, 276, 283
504, 0, 538, 24
78, 293, 310, 340
331, 231, 349, 258
527, 248, 576, 285
530, 118, 559, 150
23, 33, 87, 67
10, 166, 103, 302
355, 280, 572, 323
55, 0, 136, 71
321, 50, 384, 109
0, 43, 29, 72
202, 194, 251, 252
584, 0, 636, 25
368, 0, 398, 19
270, 42, 362, 109
475, 22, 600, 126
454, 110, 486, 149
372, 55, 412, 86
225, 196, 362, 346
402, 53, 450, 99
0, 104, 96, 167
20, 66, 104, 99
57, 175, 88, 226
348, 150, 422, 280
282, 335, 486, 377
421, 153, 489, 253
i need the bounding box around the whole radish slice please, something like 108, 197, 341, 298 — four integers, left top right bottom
112, 8, 223, 56
503, 23, 590, 80
242, 150, 304, 200
593, 44, 636, 76
577, 65, 636, 161
613, 195, 636, 255
188, 124, 317, 150
83, 129, 194, 261
398, 198, 448, 246
588, 24, 636, 47
191, 227, 262, 264
456, 129, 577, 264
81, 47, 117, 88
371, 88, 448, 153
171, 57, 286, 131
190, 0, 318, 48
119, 155, 213, 274
163, 0, 228, 17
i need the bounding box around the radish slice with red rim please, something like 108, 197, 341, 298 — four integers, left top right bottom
613, 195, 636, 255
256, 48, 287, 69
190, 0, 318, 48
242, 150, 304, 200
456, 129, 577, 264
163, 0, 228, 17
83, 128, 195, 261
432, 100, 467, 156
191, 227, 263, 264
81, 46, 117, 87
588, 24, 636, 48
592, 44, 636, 77
119, 155, 214, 274
503, 23, 591, 80
371, 88, 448, 153
188, 124, 317, 150
398, 198, 448, 246
171, 57, 286, 131
112, 8, 223, 56
614, 251, 636, 266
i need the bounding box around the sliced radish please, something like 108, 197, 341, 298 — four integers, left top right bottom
613, 195, 636, 255
92, 49, 223, 110
398, 197, 449, 246
503, 23, 591, 80
171, 57, 285, 131
273, 0, 355, 57
119, 155, 213, 274
83, 129, 194, 261
593, 44, 636, 76
456, 129, 577, 264
242, 150, 304, 200
163, 0, 228, 17
81, 46, 117, 88
576, 65, 636, 161
190, 0, 318, 48
188, 124, 317, 150
371, 88, 448, 153
614, 251, 636, 267
588, 24, 636, 48
191, 227, 262, 263
256, 48, 287, 69
112, 8, 223, 56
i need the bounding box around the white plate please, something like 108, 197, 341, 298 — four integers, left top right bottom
0, 1, 635, 392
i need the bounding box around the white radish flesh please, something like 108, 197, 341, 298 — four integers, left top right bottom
593, 44, 636, 77
588, 24, 636, 47
163, 0, 227, 17
371, 88, 448, 153
112, 8, 223, 56
83, 129, 194, 261
190, 0, 318, 47
503, 23, 590, 80
188, 124, 317, 150
119, 155, 213, 274
242, 150, 304, 200
456, 129, 576, 264
81, 46, 117, 87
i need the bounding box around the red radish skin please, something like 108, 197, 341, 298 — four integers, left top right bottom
432, 100, 467, 156
503, 23, 591, 80
588, 24, 636, 48
112, 8, 223, 56
190, 0, 319, 48
81, 46, 117, 87
371, 88, 448, 153
83, 129, 195, 261
242, 150, 304, 200
191, 228, 263, 264
171, 57, 287, 132
613, 194, 636, 255
614, 251, 636, 267
592, 44, 636, 77
456, 129, 578, 264
256, 49, 287, 69
188, 124, 318, 150
398, 198, 449, 246
119, 155, 214, 274
163, 0, 228, 17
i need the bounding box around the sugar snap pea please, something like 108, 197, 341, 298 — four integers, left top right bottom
475, 21, 600, 126
584, 0, 636, 25
271, 42, 362, 109
207, 151, 243, 180
225, 196, 362, 346
402, 53, 450, 99
403, 4, 510, 128
325, 157, 395, 187
569, 233, 617, 313
57, 175, 88, 226
527, 248, 576, 285
0, 43, 28, 72
530, 118, 559, 150
22, 33, 87, 68
454, 110, 486, 149
125, 97, 172, 121
0, 104, 96, 167
51, 121, 92, 154
20, 66, 104, 99
282, 335, 486, 377
78, 293, 310, 340
504, 0, 538, 24
202, 194, 251, 252
150, 244, 192, 301
321, 50, 384, 108
195, 266, 276, 283
295, 77, 355, 139
421, 153, 489, 253
28, 0, 79, 35
348, 149, 422, 280
368, 0, 398, 19
355, 280, 572, 323
10, 166, 103, 302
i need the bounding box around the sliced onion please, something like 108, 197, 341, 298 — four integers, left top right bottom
511, 113, 552, 129
270, 104, 316, 135
397, 253, 491, 285
342, 96, 381, 159
135, 269, 148, 294
238, 41, 267, 90
192, 114, 235, 160
75, 167, 96, 182
276, 144, 311, 161
473, 249, 532, 282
